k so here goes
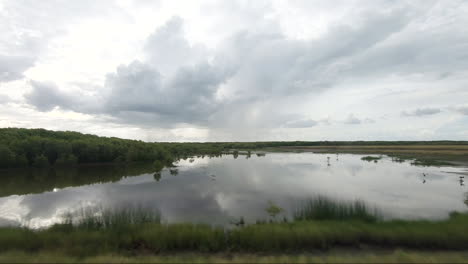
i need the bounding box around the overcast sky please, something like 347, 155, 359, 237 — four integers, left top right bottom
1, 0, 467, 142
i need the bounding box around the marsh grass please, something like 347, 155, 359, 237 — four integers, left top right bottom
64, 206, 161, 230
1, 211, 468, 256
293, 196, 381, 222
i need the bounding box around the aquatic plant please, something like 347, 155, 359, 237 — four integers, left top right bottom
293, 196, 381, 222
361, 156, 382, 162
265, 201, 284, 220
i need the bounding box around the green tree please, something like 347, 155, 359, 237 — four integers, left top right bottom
32, 154, 50, 168
55, 154, 78, 166
0, 145, 15, 168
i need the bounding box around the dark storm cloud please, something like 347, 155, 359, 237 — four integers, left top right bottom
401, 108, 442, 117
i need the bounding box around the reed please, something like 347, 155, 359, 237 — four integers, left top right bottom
293, 196, 381, 222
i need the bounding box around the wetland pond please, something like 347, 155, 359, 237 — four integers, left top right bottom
0, 152, 467, 228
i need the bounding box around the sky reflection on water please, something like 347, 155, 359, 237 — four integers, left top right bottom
0, 153, 467, 228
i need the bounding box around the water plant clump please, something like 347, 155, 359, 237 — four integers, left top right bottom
361, 156, 382, 162
293, 196, 381, 222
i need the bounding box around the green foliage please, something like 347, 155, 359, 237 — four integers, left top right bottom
0, 145, 15, 168
265, 201, 283, 219
55, 154, 78, 167
1, 127, 468, 170
153, 160, 165, 172
0, 128, 230, 169
32, 154, 50, 168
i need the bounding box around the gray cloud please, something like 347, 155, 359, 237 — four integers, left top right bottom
0, 94, 12, 104
343, 115, 375, 125
0, 55, 36, 82
14, 1, 468, 140
102, 60, 231, 125
144, 16, 208, 76
402, 108, 442, 117
22, 9, 456, 127
24, 81, 75, 112
454, 106, 468, 115
0, 0, 127, 83
283, 118, 317, 128
344, 114, 362, 125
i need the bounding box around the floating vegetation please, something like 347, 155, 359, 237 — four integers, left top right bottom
361, 156, 382, 162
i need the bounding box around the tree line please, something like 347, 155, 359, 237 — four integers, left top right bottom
0, 128, 224, 169
1, 127, 467, 169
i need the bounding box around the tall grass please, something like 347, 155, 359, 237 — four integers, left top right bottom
293, 196, 381, 222
1, 212, 468, 256
64, 206, 161, 230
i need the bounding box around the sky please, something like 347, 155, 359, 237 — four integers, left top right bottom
0, 0, 467, 142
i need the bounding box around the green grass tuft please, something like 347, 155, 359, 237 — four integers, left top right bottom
293, 196, 381, 222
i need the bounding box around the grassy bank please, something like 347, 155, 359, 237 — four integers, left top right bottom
2, 250, 468, 263
1, 210, 467, 257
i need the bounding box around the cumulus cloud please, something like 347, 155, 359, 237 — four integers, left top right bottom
102, 60, 231, 125
3, 0, 468, 140
144, 17, 208, 76
401, 108, 442, 117
24, 81, 99, 113
24, 81, 74, 112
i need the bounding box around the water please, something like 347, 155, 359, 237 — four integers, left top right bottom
0, 152, 467, 228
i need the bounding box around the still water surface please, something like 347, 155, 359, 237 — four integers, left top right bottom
0, 153, 467, 228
